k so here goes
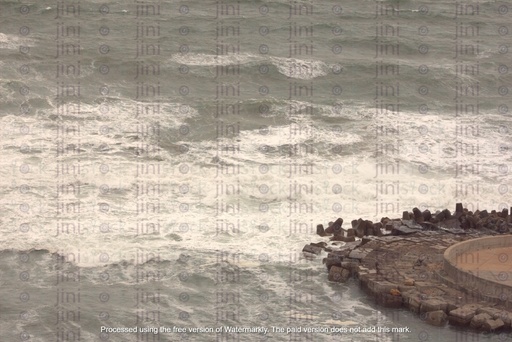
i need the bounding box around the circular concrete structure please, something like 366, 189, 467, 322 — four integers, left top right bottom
444, 235, 512, 302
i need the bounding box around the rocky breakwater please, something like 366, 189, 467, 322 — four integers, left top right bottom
303, 204, 512, 333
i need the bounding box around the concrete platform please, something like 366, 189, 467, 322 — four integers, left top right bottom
444, 236, 512, 301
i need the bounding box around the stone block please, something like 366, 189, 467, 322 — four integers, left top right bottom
367, 280, 397, 296
482, 318, 504, 332
425, 310, 448, 327
302, 244, 322, 255
328, 266, 350, 283
449, 307, 477, 326
420, 299, 448, 314
316, 224, 325, 236
470, 313, 492, 329
476, 307, 512, 328
376, 292, 402, 308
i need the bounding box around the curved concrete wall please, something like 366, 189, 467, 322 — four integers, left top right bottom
444, 235, 512, 302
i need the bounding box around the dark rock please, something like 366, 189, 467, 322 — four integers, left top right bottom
316, 224, 325, 236
302, 244, 322, 255
498, 222, 508, 233
449, 305, 478, 326
422, 209, 432, 222
328, 266, 351, 283
376, 292, 403, 308
425, 310, 448, 326
479, 210, 489, 218
332, 218, 344, 235
501, 208, 508, 217
460, 217, 470, 230
442, 209, 451, 219
364, 220, 374, 236
456, 203, 463, 213
325, 223, 334, 234
323, 257, 342, 271
327, 251, 344, 260
420, 299, 448, 314
467, 215, 478, 228
470, 313, 492, 329
402, 220, 423, 230
420, 222, 439, 231
435, 211, 445, 222
360, 236, 372, 246
374, 223, 383, 236
476, 308, 512, 328
482, 318, 505, 332
345, 228, 355, 237
392, 225, 417, 236
412, 207, 424, 222
352, 219, 366, 238
438, 218, 460, 230
348, 248, 372, 260
402, 211, 411, 220
340, 261, 359, 274
310, 242, 327, 248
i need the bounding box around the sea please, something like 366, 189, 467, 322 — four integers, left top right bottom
0, 0, 511, 341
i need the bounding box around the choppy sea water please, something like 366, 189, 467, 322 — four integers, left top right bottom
0, 0, 511, 341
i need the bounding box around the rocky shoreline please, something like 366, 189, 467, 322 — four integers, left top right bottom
304, 204, 512, 333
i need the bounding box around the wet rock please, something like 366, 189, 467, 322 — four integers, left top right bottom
482, 318, 504, 332
470, 313, 492, 329
425, 310, 448, 326
476, 307, 512, 328
367, 279, 398, 295
328, 266, 351, 283
449, 305, 478, 326
407, 294, 423, 314
340, 261, 359, 274
348, 248, 372, 261
420, 222, 438, 231
323, 257, 342, 271
402, 220, 423, 230
420, 298, 448, 314
392, 225, 417, 235
376, 292, 403, 308
302, 244, 322, 255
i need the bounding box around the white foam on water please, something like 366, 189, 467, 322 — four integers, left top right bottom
270, 56, 328, 80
